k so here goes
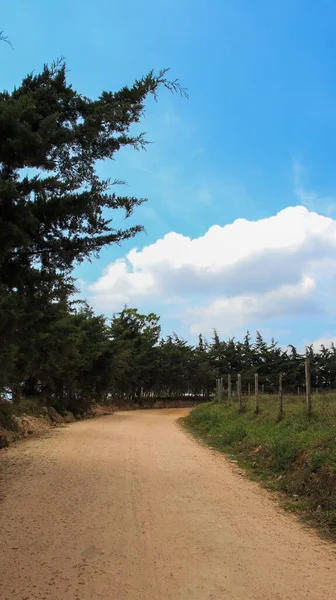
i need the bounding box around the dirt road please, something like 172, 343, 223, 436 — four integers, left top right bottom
0, 409, 335, 600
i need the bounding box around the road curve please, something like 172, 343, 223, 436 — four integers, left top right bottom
0, 409, 335, 600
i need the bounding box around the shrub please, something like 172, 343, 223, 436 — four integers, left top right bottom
0, 401, 18, 431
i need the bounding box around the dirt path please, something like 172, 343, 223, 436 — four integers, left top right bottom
0, 409, 335, 600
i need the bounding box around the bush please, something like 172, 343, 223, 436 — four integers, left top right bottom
0, 397, 45, 432
0, 401, 17, 431
10, 397, 42, 417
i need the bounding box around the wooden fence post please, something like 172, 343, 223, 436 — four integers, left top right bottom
217, 378, 222, 403
305, 358, 312, 416
237, 374, 242, 411
297, 387, 300, 397
261, 384, 265, 395
254, 373, 259, 413
248, 382, 251, 397
228, 374, 232, 403
279, 374, 283, 415
220, 377, 223, 403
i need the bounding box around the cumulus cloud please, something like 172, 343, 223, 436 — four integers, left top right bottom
311, 337, 336, 351
89, 206, 336, 335
188, 277, 317, 335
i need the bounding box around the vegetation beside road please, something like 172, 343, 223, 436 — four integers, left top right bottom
0, 397, 117, 447
184, 396, 336, 537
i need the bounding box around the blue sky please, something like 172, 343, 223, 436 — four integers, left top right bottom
3, 0, 336, 348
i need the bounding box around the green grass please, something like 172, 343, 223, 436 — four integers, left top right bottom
183, 394, 336, 537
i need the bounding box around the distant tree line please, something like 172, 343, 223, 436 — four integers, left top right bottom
1, 296, 336, 412
207, 331, 336, 394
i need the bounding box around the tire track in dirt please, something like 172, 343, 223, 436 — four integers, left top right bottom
0, 409, 335, 599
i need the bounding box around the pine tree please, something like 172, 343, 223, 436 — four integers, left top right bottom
0, 61, 186, 285
0, 60, 185, 402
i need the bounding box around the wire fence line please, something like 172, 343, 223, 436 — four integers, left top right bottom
215, 357, 315, 416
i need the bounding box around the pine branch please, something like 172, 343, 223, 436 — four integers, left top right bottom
0, 30, 13, 50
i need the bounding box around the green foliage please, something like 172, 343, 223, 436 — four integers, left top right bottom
109, 307, 161, 401
0, 60, 185, 413
0, 401, 18, 431
267, 436, 300, 471
0, 61, 186, 282
184, 396, 336, 536
0, 397, 44, 431
8, 397, 43, 416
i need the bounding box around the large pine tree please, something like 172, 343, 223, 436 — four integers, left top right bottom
0, 59, 185, 401
0, 60, 186, 285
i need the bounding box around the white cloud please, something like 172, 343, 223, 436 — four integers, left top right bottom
310, 337, 336, 351
90, 259, 155, 305
188, 277, 317, 335
89, 206, 336, 335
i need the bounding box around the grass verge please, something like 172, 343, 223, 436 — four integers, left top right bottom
183, 395, 336, 537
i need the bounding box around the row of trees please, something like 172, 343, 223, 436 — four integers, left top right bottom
2, 295, 336, 411
210, 332, 336, 393
0, 301, 214, 411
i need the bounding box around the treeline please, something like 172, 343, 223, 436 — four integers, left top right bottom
0, 305, 213, 412
207, 331, 336, 393
2, 298, 336, 413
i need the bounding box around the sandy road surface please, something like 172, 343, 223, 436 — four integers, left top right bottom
0, 409, 335, 600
